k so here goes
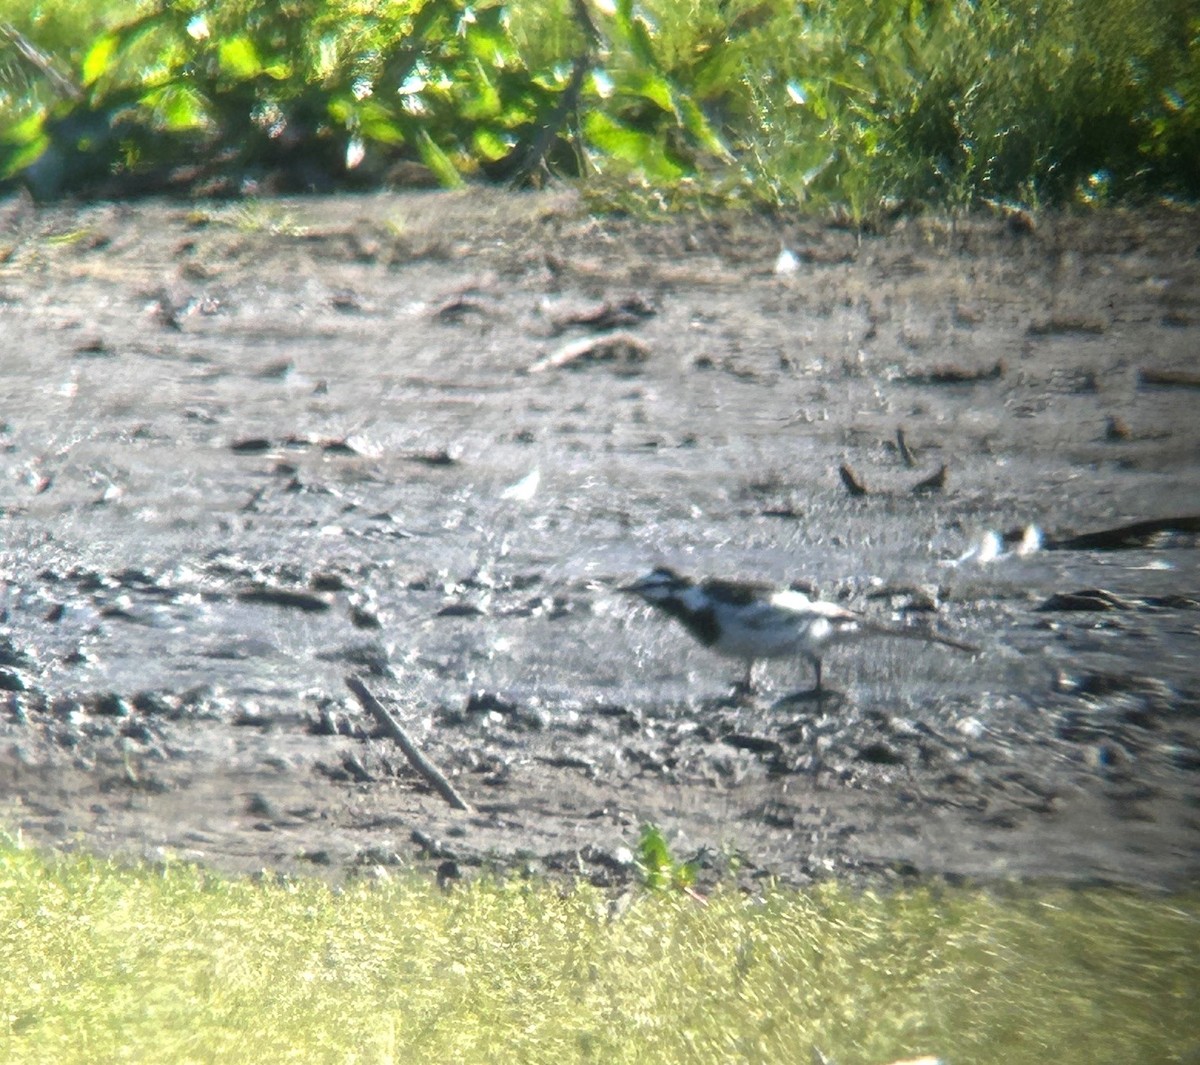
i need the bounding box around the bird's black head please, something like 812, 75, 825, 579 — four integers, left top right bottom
619, 566, 693, 603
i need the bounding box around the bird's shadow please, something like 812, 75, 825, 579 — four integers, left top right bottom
771, 688, 846, 712
705, 686, 846, 713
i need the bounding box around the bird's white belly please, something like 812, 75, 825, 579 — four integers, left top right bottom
710, 613, 833, 660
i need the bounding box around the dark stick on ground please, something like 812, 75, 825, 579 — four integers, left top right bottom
345, 675, 474, 813
911, 463, 947, 494
1043, 515, 1200, 551
1137, 367, 1200, 390
895, 426, 917, 468
839, 463, 868, 496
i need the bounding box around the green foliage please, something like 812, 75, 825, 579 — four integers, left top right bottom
0, 0, 1196, 210
0, 834, 1197, 1063
727, 0, 1200, 217
0, 0, 727, 197
633, 823, 698, 891
3, 0, 558, 193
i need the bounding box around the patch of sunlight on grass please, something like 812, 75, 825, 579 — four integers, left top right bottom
0, 833, 1196, 1064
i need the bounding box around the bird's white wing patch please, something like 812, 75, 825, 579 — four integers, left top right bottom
810, 600, 859, 621
769, 589, 814, 612
770, 589, 856, 620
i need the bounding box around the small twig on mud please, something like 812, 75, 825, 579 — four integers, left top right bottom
839, 463, 868, 497
1043, 514, 1200, 551
911, 463, 947, 494
1137, 367, 1200, 390
344, 675, 473, 813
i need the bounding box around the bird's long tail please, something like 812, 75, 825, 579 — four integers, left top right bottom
857, 621, 981, 655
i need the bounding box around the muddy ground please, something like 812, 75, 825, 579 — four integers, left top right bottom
0, 190, 1197, 892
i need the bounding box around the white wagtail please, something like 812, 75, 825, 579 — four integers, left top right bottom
621, 566, 979, 692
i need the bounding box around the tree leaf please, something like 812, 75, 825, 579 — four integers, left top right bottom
473, 126, 513, 161
82, 34, 120, 88
218, 36, 264, 80
623, 71, 674, 116
1, 111, 46, 147
0, 131, 49, 179
677, 95, 730, 159
361, 114, 407, 146
586, 113, 688, 179
627, 17, 659, 70
415, 129, 463, 187
152, 85, 210, 132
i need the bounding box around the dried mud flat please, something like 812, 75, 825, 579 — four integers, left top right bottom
0, 190, 1198, 892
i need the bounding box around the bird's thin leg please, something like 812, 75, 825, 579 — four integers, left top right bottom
813, 658, 823, 692
729, 661, 755, 702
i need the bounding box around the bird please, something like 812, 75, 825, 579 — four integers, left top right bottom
620, 565, 979, 693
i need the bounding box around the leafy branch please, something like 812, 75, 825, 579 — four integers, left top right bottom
0, 0, 1195, 210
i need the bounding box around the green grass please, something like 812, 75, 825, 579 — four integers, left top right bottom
1, 834, 1196, 1063
1, 0, 1196, 210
